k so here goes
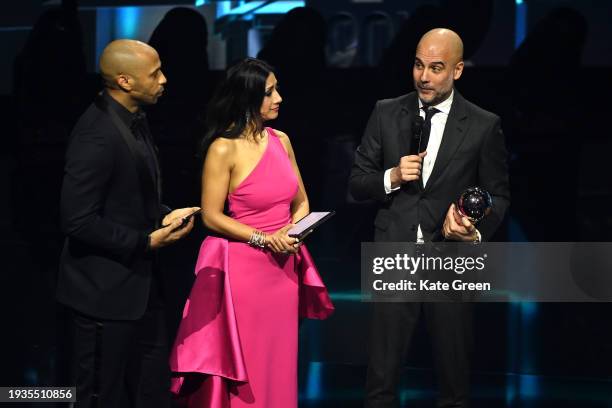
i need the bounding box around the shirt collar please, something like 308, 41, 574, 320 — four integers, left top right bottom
418, 89, 454, 115
103, 90, 144, 130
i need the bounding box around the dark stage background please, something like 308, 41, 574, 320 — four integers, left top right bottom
1, 0, 612, 406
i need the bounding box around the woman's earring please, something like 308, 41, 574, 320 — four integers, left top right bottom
245, 111, 251, 124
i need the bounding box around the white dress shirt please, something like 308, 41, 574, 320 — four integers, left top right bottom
383, 91, 466, 243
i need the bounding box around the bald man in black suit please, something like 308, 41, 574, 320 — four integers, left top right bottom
350, 29, 510, 408
58, 39, 199, 407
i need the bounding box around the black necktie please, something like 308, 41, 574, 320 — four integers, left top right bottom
419, 106, 440, 152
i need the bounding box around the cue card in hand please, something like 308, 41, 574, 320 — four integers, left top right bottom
288, 211, 335, 240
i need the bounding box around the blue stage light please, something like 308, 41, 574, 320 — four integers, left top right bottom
116, 7, 140, 39
515, 0, 527, 48
304, 361, 322, 400
217, 1, 305, 18
519, 374, 540, 398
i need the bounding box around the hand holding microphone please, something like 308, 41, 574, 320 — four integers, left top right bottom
390, 152, 427, 188
389, 115, 428, 189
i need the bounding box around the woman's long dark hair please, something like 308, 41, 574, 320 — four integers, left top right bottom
201, 58, 274, 155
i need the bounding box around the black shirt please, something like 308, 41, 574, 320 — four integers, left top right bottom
102, 92, 165, 294
102, 91, 159, 187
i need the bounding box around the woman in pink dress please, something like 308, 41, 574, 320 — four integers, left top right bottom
169, 58, 334, 407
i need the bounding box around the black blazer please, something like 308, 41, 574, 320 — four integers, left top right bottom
57, 93, 166, 320
349, 91, 510, 242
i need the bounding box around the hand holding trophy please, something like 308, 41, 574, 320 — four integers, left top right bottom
442, 186, 493, 242
456, 186, 493, 224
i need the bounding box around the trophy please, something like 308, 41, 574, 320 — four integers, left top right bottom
456, 186, 492, 224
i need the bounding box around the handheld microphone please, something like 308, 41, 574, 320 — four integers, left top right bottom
409, 116, 425, 155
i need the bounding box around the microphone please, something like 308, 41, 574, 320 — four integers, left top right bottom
409, 116, 425, 155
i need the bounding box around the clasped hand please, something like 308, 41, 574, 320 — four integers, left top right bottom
266, 224, 301, 254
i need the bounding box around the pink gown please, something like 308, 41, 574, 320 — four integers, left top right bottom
169, 128, 334, 407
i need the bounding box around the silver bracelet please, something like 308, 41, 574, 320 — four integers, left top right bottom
248, 230, 267, 248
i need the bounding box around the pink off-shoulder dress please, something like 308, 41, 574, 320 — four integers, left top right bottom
169, 128, 334, 407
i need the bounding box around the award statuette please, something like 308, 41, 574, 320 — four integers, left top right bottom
456, 186, 493, 224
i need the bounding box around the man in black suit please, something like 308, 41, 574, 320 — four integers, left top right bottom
58, 39, 199, 407
350, 29, 510, 407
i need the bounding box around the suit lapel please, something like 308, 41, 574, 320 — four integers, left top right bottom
142, 120, 162, 204
425, 91, 469, 191
95, 96, 159, 221
398, 93, 419, 157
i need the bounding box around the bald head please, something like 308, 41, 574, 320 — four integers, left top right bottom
413, 28, 464, 106
99, 39, 159, 87
98, 39, 166, 107
417, 28, 464, 65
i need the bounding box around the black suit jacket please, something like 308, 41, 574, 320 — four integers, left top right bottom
57, 93, 167, 320
349, 91, 510, 242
